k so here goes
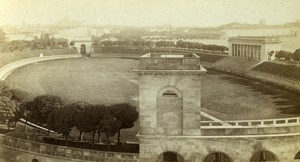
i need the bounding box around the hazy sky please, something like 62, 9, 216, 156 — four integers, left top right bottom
0, 0, 299, 27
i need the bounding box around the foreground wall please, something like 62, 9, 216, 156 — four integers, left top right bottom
0, 134, 139, 162
139, 134, 300, 162
0, 55, 81, 80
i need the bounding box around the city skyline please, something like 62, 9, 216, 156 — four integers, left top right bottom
0, 0, 300, 27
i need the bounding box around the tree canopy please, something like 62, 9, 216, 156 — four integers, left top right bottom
30, 95, 65, 125
109, 103, 138, 143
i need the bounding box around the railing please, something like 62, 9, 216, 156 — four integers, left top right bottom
0, 134, 139, 161
201, 117, 300, 128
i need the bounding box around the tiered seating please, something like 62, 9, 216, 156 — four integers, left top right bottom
49, 48, 78, 55
0, 51, 32, 68
252, 62, 300, 80
214, 57, 261, 75
196, 53, 225, 63
0, 49, 79, 69
30, 50, 52, 57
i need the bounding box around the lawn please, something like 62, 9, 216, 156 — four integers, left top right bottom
5, 57, 300, 141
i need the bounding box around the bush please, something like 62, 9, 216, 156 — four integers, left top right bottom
275, 50, 292, 60
292, 49, 300, 61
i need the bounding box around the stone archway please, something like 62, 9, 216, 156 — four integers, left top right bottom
157, 151, 184, 162
250, 150, 278, 162
80, 44, 86, 54
295, 151, 300, 159
31, 159, 39, 162
204, 152, 233, 162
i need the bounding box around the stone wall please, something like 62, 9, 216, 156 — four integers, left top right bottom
246, 70, 300, 92
0, 55, 81, 80
92, 53, 142, 58
138, 74, 202, 136
138, 135, 300, 162
0, 134, 139, 162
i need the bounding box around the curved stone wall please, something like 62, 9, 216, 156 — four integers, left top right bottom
138, 134, 300, 162
246, 70, 300, 92
0, 134, 138, 162
0, 55, 81, 80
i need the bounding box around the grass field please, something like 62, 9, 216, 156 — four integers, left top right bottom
5, 57, 300, 142
6, 57, 300, 121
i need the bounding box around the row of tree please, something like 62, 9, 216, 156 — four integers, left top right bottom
8, 37, 69, 52
0, 82, 28, 129
20, 95, 138, 145
93, 39, 228, 52
275, 49, 300, 61
0, 29, 69, 52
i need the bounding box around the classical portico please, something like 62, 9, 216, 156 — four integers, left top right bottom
228, 36, 281, 61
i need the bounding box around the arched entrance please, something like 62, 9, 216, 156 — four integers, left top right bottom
157, 151, 184, 162
80, 44, 86, 54
250, 150, 278, 162
295, 151, 300, 159
31, 159, 39, 162
157, 86, 183, 135
204, 152, 232, 162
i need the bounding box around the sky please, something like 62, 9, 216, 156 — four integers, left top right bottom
0, 0, 299, 27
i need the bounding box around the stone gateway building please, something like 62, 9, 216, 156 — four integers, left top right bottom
134, 53, 207, 161
134, 53, 300, 162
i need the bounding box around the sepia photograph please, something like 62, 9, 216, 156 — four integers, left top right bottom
0, 0, 300, 161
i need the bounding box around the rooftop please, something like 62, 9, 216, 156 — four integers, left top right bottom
134, 53, 207, 75
229, 36, 281, 44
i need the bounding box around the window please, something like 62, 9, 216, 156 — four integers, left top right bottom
204, 152, 232, 162
32, 159, 39, 162
250, 150, 278, 162
162, 90, 178, 97
295, 151, 300, 159
157, 151, 184, 162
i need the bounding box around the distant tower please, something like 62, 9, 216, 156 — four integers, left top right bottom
259, 19, 266, 25
134, 53, 206, 162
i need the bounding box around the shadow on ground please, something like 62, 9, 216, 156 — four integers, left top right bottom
214, 71, 300, 115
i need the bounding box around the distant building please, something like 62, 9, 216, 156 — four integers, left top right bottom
228, 36, 281, 61
221, 23, 300, 39
71, 36, 93, 55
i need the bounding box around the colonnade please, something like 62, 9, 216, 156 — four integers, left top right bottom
231, 44, 262, 60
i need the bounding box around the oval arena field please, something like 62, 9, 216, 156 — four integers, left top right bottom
5, 57, 300, 121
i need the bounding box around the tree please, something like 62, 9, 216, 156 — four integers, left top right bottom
102, 114, 121, 148
75, 105, 100, 145
109, 103, 138, 144
292, 49, 300, 61
48, 105, 77, 145
68, 101, 91, 140
0, 28, 6, 45
92, 104, 108, 143
30, 95, 65, 125
0, 81, 13, 98
0, 96, 16, 129
10, 89, 29, 104
0, 82, 28, 129
20, 101, 34, 131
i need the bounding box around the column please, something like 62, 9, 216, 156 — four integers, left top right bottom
254, 45, 257, 59
258, 45, 261, 60
244, 45, 246, 58
237, 44, 240, 57
233, 44, 236, 56
249, 45, 252, 59
246, 45, 249, 58
241, 44, 244, 57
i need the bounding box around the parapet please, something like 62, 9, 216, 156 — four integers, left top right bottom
134, 53, 207, 75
